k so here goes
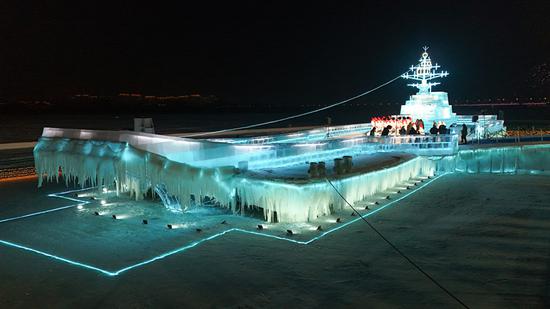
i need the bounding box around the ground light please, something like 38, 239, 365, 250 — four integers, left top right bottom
0, 188, 91, 224
0, 173, 447, 277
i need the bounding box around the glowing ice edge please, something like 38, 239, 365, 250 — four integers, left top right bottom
34, 138, 549, 222
33, 137, 438, 222
0, 173, 447, 277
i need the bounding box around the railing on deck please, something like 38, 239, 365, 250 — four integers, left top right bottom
40, 127, 458, 171
226, 123, 373, 145
366, 134, 459, 155
247, 134, 458, 170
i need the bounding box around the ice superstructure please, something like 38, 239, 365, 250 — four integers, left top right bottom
401, 47, 505, 138
401, 47, 455, 124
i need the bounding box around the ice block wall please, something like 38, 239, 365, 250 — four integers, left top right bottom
34, 137, 126, 188
34, 137, 436, 222
435, 144, 550, 174
236, 157, 436, 222
34, 137, 236, 208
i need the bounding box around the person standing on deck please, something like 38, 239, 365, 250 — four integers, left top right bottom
369, 126, 376, 136
430, 122, 438, 134
438, 122, 447, 134
461, 124, 468, 144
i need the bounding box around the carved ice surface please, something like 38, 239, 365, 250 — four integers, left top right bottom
34, 135, 550, 223
400, 91, 456, 124
154, 184, 184, 213
435, 144, 550, 175
34, 137, 437, 222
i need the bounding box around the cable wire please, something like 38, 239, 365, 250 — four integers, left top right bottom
325, 177, 470, 309
182, 72, 408, 138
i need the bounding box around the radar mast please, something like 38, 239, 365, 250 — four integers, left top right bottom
401, 46, 449, 94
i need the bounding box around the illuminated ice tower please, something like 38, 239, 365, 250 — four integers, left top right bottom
400, 47, 456, 124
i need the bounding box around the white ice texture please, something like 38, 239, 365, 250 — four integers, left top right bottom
435, 144, 550, 174
34, 137, 435, 222
34, 137, 549, 223
401, 92, 456, 124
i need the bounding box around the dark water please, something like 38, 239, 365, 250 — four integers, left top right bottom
0, 105, 548, 143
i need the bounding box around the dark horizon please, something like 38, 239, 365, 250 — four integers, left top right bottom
2, 1, 550, 107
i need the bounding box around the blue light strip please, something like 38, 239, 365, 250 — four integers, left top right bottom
0, 174, 448, 276
0, 239, 117, 276
0, 204, 84, 223
0, 187, 93, 223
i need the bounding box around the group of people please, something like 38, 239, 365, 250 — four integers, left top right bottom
369, 118, 469, 136
368, 115, 470, 143
429, 121, 448, 135
370, 116, 426, 136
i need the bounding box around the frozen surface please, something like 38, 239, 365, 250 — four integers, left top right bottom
39, 127, 459, 171
1, 174, 549, 308
244, 152, 415, 181
0, 174, 436, 271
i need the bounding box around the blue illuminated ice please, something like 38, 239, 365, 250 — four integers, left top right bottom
34, 137, 439, 222
436, 144, 550, 174
400, 47, 455, 124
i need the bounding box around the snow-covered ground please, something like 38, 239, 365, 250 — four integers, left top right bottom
0, 173, 549, 308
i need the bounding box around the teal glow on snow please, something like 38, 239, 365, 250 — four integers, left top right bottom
0, 187, 93, 224
0, 173, 448, 277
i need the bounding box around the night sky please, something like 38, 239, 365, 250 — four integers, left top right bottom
2, 1, 550, 105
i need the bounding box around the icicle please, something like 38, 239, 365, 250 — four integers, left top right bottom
34, 137, 550, 223
235, 157, 436, 222
435, 144, 550, 174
